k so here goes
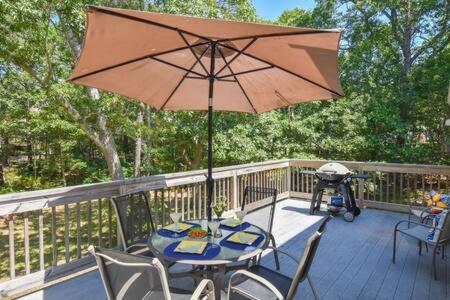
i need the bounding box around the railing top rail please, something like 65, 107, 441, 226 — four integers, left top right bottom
0, 158, 448, 215
290, 159, 450, 175
0, 159, 290, 215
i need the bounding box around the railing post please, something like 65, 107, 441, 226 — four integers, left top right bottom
232, 171, 238, 210
287, 165, 292, 193
358, 179, 365, 208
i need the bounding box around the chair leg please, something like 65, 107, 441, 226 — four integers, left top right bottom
307, 275, 319, 300
419, 241, 422, 256
392, 230, 397, 264
432, 246, 438, 280
441, 244, 445, 260
270, 234, 280, 270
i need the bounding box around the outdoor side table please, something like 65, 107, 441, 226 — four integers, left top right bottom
147, 219, 269, 299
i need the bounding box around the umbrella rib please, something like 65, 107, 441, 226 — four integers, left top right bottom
218, 42, 343, 97
217, 48, 257, 113
216, 66, 274, 79
160, 45, 210, 110
216, 30, 337, 43
178, 31, 210, 76
149, 57, 207, 78
68, 42, 208, 81
87, 6, 212, 42
214, 38, 257, 77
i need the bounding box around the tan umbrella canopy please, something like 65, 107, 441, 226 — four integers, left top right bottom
69, 5, 343, 220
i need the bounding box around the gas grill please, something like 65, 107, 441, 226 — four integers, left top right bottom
303, 163, 369, 222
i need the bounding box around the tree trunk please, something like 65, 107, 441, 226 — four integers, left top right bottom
145, 105, 152, 175
134, 104, 144, 177
0, 165, 4, 186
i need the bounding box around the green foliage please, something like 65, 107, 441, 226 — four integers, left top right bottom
0, 0, 448, 194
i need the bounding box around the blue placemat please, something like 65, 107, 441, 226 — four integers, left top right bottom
219, 231, 264, 251
220, 221, 251, 231
164, 241, 221, 260
157, 221, 200, 238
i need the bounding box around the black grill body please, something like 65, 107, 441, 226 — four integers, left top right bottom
305, 163, 369, 222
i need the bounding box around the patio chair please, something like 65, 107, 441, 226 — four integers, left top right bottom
242, 186, 280, 270
393, 210, 450, 280
88, 246, 215, 300
408, 205, 430, 224
111, 192, 155, 256
226, 215, 332, 300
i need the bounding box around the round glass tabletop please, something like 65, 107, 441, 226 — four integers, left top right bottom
147, 219, 269, 265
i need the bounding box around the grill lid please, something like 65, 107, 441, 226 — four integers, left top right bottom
317, 163, 351, 176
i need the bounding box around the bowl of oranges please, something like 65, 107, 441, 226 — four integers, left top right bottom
188, 227, 207, 239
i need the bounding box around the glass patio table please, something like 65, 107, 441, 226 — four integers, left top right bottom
147, 219, 269, 298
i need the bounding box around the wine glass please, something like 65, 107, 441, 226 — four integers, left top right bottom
170, 212, 182, 237
208, 221, 221, 238
235, 210, 246, 231
211, 199, 226, 220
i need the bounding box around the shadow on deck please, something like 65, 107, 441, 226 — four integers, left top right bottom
20, 199, 449, 300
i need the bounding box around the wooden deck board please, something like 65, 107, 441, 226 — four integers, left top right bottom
19, 199, 448, 300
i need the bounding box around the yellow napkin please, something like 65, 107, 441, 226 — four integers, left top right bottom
221, 218, 242, 228
174, 240, 207, 254
227, 232, 258, 245
163, 223, 194, 233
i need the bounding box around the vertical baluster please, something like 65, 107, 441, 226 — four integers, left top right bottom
187, 187, 191, 220
168, 188, 172, 215
181, 188, 185, 221
87, 200, 92, 246
222, 178, 226, 202
379, 173, 383, 202
24, 212, 30, 274
38, 210, 44, 271
193, 185, 197, 219
138, 195, 143, 238
301, 168, 305, 192
108, 200, 112, 247
203, 182, 207, 218
393, 173, 397, 203
407, 174, 411, 205
414, 175, 418, 206
76, 202, 81, 258
399, 174, 404, 204
438, 175, 441, 194
8, 214, 15, 279
98, 199, 103, 247
161, 190, 166, 226
446, 175, 449, 194
64, 204, 70, 263
385, 173, 389, 203
306, 170, 309, 194
51, 206, 57, 266
422, 175, 426, 205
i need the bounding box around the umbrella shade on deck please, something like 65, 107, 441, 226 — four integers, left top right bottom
68, 6, 344, 220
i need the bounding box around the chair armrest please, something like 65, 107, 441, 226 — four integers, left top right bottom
125, 243, 148, 253
264, 246, 299, 265
395, 220, 442, 231
191, 279, 215, 300
228, 270, 284, 300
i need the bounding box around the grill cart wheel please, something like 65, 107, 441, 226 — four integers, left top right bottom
343, 211, 355, 222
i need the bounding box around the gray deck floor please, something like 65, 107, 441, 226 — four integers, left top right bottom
20, 199, 449, 300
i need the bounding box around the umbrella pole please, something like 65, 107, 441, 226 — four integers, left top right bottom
207, 42, 216, 222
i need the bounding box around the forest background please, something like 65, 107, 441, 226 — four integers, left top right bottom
0, 0, 448, 194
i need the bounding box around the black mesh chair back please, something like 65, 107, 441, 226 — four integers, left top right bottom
111, 192, 155, 251
89, 246, 169, 300
286, 216, 331, 300
436, 211, 450, 242
242, 186, 278, 233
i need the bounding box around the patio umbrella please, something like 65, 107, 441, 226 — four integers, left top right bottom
68, 6, 344, 221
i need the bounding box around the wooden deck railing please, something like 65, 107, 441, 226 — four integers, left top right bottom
0, 159, 448, 297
